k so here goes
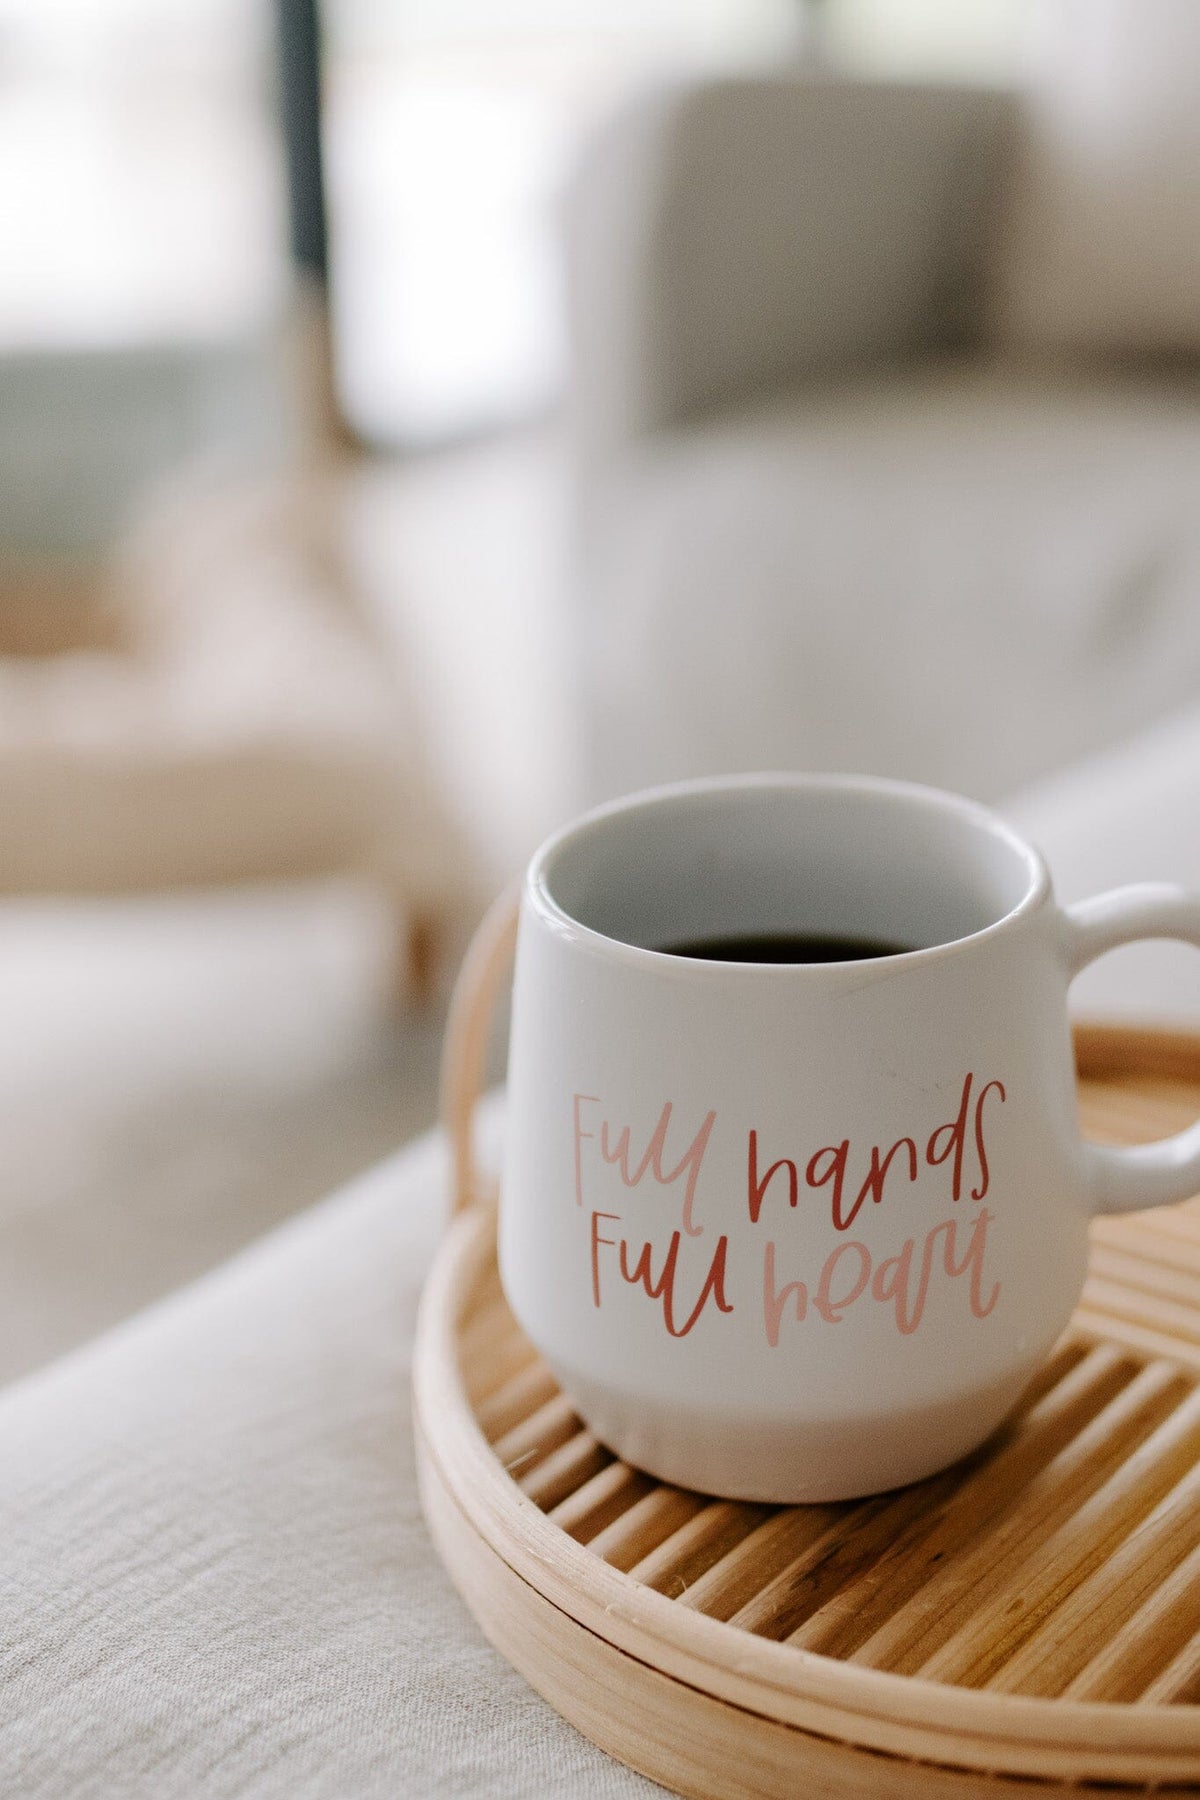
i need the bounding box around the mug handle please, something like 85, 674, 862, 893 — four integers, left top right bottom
1066, 884, 1200, 1215
440, 887, 520, 1217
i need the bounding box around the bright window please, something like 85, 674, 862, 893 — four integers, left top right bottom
0, 0, 283, 349
322, 1, 800, 445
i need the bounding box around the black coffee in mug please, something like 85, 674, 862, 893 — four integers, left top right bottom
658, 932, 912, 964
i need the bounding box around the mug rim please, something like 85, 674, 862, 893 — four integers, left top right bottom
527, 772, 1051, 972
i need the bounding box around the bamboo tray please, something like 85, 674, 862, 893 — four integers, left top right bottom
415, 900, 1200, 1797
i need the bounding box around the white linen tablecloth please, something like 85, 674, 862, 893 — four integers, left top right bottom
0, 1118, 661, 1799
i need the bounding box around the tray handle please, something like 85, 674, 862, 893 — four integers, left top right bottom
440, 887, 520, 1216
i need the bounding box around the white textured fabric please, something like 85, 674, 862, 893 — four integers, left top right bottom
585, 363, 1200, 805
0, 1120, 659, 1800
1007, 701, 1200, 1024
997, 0, 1200, 355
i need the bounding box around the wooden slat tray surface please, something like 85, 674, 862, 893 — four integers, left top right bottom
416, 964, 1200, 1797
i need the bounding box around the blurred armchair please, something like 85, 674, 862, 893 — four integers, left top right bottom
0, 471, 467, 1000
567, 62, 1200, 811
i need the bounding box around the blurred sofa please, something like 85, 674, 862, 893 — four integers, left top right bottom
566, 15, 1200, 1020
569, 67, 1200, 806
567, 9, 1200, 1016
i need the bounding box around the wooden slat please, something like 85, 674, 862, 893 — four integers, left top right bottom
989, 1456, 1200, 1696
1081, 1276, 1200, 1347
491, 1392, 580, 1480
547, 1460, 655, 1544
461, 1303, 535, 1406
1071, 1309, 1200, 1374
918, 1381, 1200, 1688
630, 1500, 773, 1598
1115, 1209, 1200, 1252
1140, 1631, 1200, 1707
476, 1357, 559, 1443
1073, 1024, 1200, 1084
520, 1429, 611, 1511
1086, 1243, 1200, 1312
459, 1288, 511, 1373
849, 1359, 1189, 1675
788, 1343, 1135, 1660
1078, 1090, 1200, 1146
675, 1503, 847, 1622
588, 1485, 709, 1573
1090, 1226, 1200, 1281
731, 1473, 968, 1643
1066, 1537, 1200, 1703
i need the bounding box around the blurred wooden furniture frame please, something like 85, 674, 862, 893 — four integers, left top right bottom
417, 904, 1200, 1796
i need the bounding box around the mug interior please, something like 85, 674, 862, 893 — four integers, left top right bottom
536, 777, 1043, 960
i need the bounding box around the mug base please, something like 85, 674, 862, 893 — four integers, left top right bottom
547, 1358, 1041, 1504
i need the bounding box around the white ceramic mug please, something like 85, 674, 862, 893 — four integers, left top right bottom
498, 774, 1200, 1503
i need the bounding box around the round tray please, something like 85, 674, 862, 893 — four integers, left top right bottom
415, 898, 1200, 1797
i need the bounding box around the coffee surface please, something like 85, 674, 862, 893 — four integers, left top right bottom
658, 931, 913, 964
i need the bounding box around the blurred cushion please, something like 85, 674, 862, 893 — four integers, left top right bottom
0, 1115, 655, 1800
996, 0, 1200, 356
567, 75, 1012, 459
585, 362, 1200, 805
1006, 701, 1200, 1025
0, 473, 462, 901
